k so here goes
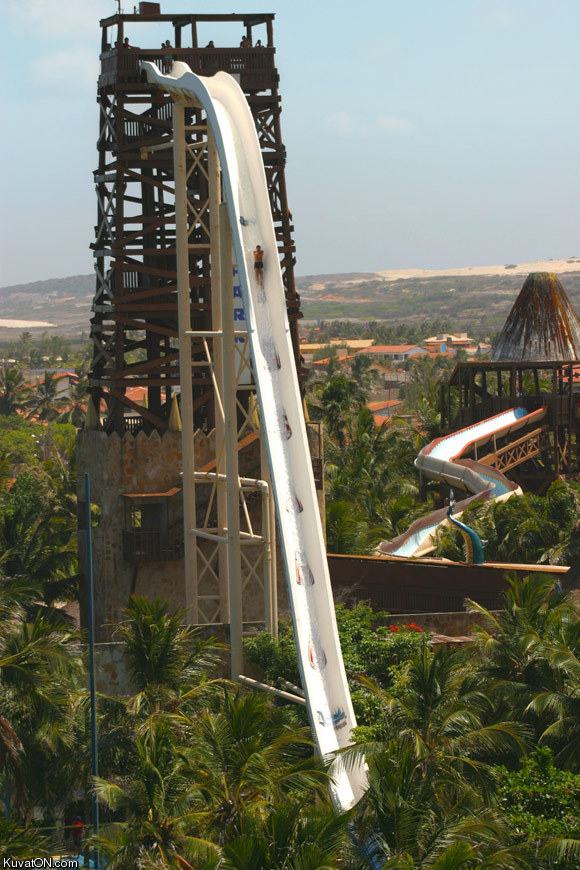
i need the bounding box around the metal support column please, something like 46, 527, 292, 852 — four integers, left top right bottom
219, 202, 243, 677
171, 94, 279, 659
261, 435, 278, 638
208, 133, 229, 622
173, 100, 198, 624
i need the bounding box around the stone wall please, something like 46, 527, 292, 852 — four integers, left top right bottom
77, 429, 212, 640
77, 427, 307, 640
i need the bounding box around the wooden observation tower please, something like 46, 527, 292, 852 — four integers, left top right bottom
441, 273, 579, 484
89, 6, 302, 433
78, 6, 323, 644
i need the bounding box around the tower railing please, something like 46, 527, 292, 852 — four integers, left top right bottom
99, 47, 276, 91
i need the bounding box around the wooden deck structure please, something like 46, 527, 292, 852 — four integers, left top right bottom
328, 553, 572, 614
89, 9, 302, 434
440, 360, 579, 477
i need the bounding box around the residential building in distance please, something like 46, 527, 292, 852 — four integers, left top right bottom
299, 338, 373, 365
423, 332, 490, 356
329, 338, 374, 350
27, 370, 79, 399
366, 399, 403, 426
356, 344, 426, 363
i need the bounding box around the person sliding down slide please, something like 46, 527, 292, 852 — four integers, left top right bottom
253, 244, 264, 286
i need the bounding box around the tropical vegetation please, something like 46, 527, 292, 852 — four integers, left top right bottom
0, 336, 578, 866
435, 480, 580, 567
1, 578, 577, 867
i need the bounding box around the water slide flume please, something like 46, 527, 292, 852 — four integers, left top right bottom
141, 61, 366, 811
380, 407, 546, 558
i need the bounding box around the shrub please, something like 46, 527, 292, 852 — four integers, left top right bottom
244, 602, 428, 725
496, 748, 580, 867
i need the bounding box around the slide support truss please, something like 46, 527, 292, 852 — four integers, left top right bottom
173, 94, 278, 672
147, 61, 367, 811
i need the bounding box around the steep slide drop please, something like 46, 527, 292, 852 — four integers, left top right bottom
380, 407, 546, 558
142, 62, 367, 811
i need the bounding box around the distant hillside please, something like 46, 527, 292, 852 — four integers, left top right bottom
298, 267, 580, 336
0, 274, 94, 338
1, 262, 579, 340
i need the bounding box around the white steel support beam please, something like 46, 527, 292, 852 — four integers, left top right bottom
219, 202, 243, 678
169, 87, 277, 653
173, 100, 198, 624
208, 133, 229, 624
261, 435, 278, 638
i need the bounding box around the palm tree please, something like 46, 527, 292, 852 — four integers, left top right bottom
413, 396, 443, 440
95, 705, 338, 869
350, 739, 527, 868
0, 583, 82, 817
27, 372, 68, 421
94, 716, 220, 869
309, 373, 365, 447
467, 574, 580, 769
351, 645, 526, 794
222, 801, 347, 870
0, 364, 32, 415
181, 690, 330, 843
16, 332, 32, 364
343, 645, 528, 867
436, 481, 579, 567
351, 354, 378, 394
115, 596, 224, 714
0, 819, 54, 858
405, 356, 453, 410
324, 410, 431, 551
401, 356, 454, 438
0, 506, 78, 606
95, 600, 335, 866
325, 499, 372, 554
57, 369, 89, 427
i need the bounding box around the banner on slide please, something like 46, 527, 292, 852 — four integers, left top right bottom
233, 266, 251, 385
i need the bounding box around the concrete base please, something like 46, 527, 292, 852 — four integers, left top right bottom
78, 428, 194, 640
77, 426, 324, 641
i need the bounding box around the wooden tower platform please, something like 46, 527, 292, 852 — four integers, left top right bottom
89, 9, 302, 434
78, 8, 323, 642
441, 359, 579, 481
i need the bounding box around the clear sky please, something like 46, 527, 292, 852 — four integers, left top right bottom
1, 0, 579, 285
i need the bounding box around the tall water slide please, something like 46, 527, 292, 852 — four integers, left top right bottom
142, 61, 367, 810
142, 62, 546, 814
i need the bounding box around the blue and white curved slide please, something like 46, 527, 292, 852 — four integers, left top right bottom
379, 406, 546, 558
141, 61, 367, 811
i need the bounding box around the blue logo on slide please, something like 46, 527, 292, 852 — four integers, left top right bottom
233, 267, 246, 337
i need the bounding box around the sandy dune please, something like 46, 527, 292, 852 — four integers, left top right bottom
0, 318, 55, 328
378, 258, 580, 282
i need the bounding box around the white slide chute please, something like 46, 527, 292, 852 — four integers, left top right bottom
142, 62, 366, 811
381, 406, 545, 558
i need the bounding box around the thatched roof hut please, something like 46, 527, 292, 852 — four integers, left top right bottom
492, 272, 580, 361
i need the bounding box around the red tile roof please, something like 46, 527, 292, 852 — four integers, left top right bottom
367, 399, 403, 411
125, 386, 148, 403
358, 344, 424, 354
373, 414, 399, 427
310, 354, 356, 367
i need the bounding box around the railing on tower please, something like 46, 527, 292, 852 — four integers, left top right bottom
99, 46, 277, 91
